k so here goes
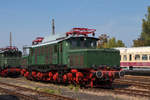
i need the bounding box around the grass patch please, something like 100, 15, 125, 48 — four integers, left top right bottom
35, 87, 39, 91
40, 88, 61, 94
68, 84, 80, 92
68, 84, 74, 90
74, 85, 80, 92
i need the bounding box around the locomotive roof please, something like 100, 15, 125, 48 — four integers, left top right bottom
0, 49, 20, 54
30, 33, 98, 48
115, 46, 150, 53
69, 48, 119, 53
30, 34, 67, 48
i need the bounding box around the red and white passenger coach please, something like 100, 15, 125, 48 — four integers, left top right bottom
116, 47, 150, 70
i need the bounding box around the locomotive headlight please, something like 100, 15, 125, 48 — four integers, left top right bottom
96, 71, 103, 78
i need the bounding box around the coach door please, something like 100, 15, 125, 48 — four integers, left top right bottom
58, 43, 63, 64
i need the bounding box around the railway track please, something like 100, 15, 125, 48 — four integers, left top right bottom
81, 87, 150, 98
113, 88, 150, 97
124, 75, 150, 81
0, 82, 74, 100
0, 87, 36, 100
114, 79, 150, 90
114, 75, 150, 89
1, 76, 150, 99
111, 75, 150, 98
12, 77, 150, 98
80, 75, 150, 98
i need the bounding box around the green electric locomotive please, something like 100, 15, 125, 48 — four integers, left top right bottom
0, 46, 22, 77
21, 28, 124, 87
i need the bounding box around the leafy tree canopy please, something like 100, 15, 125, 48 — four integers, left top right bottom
133, 6, 150, 47
97, 34, 125, 48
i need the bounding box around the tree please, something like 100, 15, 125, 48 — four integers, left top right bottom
116, 40, 125, 47
107, 37, 117, 48
133, 6, 150, 46
97, 34, 109, 48
106, 37, 125, 48
133, 38, 145, 47
97, 35, 125, 48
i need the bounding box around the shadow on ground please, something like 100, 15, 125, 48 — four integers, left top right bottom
112, 83, 131, 89
0, 95, 19, 100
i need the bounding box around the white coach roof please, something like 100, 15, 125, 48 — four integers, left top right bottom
115, 47, 150, 53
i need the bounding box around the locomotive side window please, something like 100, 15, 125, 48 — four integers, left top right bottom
42, 46, 44, 55
38, 47, 41, 56
30, 49, 33, 56
135, 55, 140, 60
60, 43, 63, 52
34, 48, 37, 56
142, 54, 148, 60
123, 55, 127, 61
3, 51, 22, 57
54, 45, 57, 53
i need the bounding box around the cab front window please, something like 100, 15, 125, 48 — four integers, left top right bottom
69, 37, 97, 49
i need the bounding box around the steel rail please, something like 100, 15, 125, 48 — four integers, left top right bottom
0, 81, 74, 100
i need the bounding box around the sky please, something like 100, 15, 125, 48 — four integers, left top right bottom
0, 0, 150, 50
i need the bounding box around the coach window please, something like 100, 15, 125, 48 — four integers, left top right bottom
123, 55, 127, 61
135, 55, 140, 60
142, 54, 148, 60
129, 54, 132, 61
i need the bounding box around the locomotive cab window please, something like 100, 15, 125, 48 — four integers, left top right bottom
69, 37, 97, 49
71, 39, 77, 48
142, 54, 148, 60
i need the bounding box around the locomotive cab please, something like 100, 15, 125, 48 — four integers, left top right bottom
64, 30, 124, 87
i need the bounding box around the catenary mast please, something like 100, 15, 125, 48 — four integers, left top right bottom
52, 19, 55, 35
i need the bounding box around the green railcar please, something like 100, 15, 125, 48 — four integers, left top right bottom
0, 47, 22, 77
21, 28, 124, 88
24, 37, 120, 69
